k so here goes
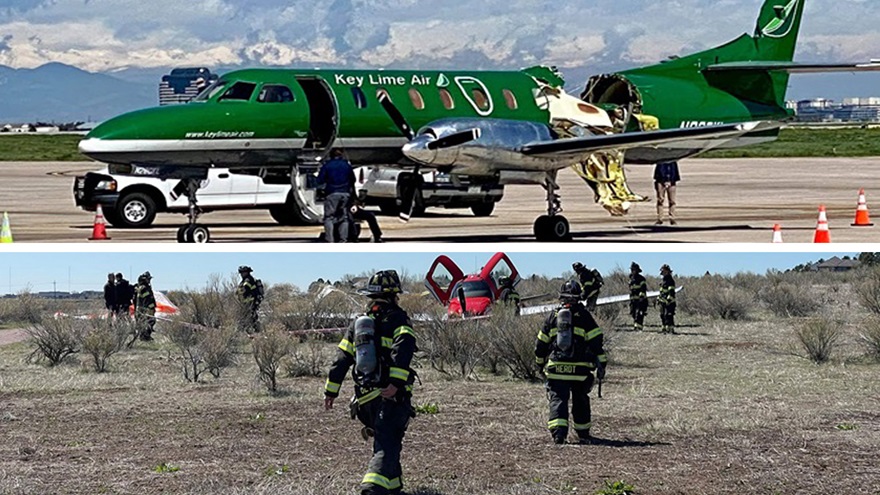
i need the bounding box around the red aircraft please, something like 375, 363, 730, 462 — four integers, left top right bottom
425, 252, 523, 317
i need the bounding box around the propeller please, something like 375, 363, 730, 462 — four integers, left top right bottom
377, 92, 480, 222
457, 285, 468, 316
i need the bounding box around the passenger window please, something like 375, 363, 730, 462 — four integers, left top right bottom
439, 88, 455, 110
471, 88, 490, 111
219, 82, 257, 101
503, 89, 518, 110
352, 87, 367, 109
257, 84, 294, 103
408, 88, 425, 110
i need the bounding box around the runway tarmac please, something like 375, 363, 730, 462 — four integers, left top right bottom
1, 158, 879, 243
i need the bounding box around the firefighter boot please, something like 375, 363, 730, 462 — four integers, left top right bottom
578, 432, 595, 445
551, 428, 567, 444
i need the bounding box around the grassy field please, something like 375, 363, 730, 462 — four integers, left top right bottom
2, 276, 879, 495
2, 128, 880, 161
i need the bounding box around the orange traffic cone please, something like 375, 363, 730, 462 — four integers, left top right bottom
771, 223, 783, 243
89, 205, 111, 240
813, 205, 831, 243
851, 188, 874, 227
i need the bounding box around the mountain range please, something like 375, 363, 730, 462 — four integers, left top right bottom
1, 62, 879, 123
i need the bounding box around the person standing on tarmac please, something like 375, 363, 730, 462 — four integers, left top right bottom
535, 280, 607, 445
236, 265, 262, 334
103, 273, 116, 317
629, 262, 648, 331
114, 273, 133, 317
324, 270, 417, 495
658, 264, 677, 334
317, 148, 356, 243
572, 262, 603, 311
133, 272, 156, 341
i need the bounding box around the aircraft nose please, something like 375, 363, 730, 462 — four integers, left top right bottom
402, 135, 437, 165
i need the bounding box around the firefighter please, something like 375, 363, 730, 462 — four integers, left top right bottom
236, 265, 262, 334
324, 270, 417, 495
535, 280, 607, 445
658, 264, 677, 334
572, 262, 603, 311
629, 262, 648, 331
133, 272, 156, 341
498, 275, 521, 315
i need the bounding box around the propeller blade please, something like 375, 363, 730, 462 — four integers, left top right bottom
378, 92, 415, 140
457, 286, 468, 315
426, 128, 481, 150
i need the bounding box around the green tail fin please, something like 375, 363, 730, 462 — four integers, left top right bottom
753, 0, 805, 61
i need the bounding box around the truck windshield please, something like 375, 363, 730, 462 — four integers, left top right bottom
193, 80, 227, 102
453, 280, 493, 299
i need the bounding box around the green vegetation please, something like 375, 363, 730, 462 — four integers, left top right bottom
414, 402, 440, 415
701, 127, 880, 158
3, 127, 880, 161
0, 135, 88, 161
153, 462, 180, 473
595, 480, 636, 495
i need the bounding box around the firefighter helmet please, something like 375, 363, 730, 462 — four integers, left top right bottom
572, 262, 585, 272
631, 262, 642, 273
660, 264, 672, 274
141, 271, 152, 280
238, 265, 253, 273
498, 276, 512, 288
359, 270, 403, 297
559, 280, 582, 300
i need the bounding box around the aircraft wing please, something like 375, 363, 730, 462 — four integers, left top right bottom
703, 61, 880, 74
519, 286, 683, 316
519, 122, 770, 159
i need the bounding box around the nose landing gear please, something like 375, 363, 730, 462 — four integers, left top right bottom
174, 178, 210, 243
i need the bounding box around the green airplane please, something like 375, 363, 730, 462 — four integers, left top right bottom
79, 0, 880, 242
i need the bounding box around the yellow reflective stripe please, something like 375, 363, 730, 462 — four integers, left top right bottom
573, 327, 586, 337
573, 421, 592, 431
536, 356, 546, 365
547, 360, 593, 367
389, 367, 410, 381
405, 384, 413, 392
362, 473, 401, 490
585, 327, 603, 340
546, 373, 588, 381
381, 337, 393, 349
357, 389, 381, 405
394, 325, 415, 339
537, 331, 551, 343
547, 418, 569, 429
338, 339, 355, 356
324, 380, 341, 394
598, 354, 608, 363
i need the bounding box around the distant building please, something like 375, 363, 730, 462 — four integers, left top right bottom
812, 257, 861, 272
789, 97, 880, 123
159, 67, 218, 105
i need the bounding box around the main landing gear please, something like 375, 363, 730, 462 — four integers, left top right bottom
174, 178, 210, 243
533, 171, 572, 242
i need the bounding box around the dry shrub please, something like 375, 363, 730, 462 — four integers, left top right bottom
855, 267, 880, 315
285, 337, 332, 377
79, 317, 132, 372
176, 274, 240, 330
1, 291, 45, 325
858, 317, 880, 360
679, 276, 754, 320
26, 315, 83, 366
418, 303, 488, 379
482, 308, 543, 381
761, 282, 815, 317
253, 327, 293, 393
165, 319, 239, 382
269, 289, 356, 333
794, 317, 840, 364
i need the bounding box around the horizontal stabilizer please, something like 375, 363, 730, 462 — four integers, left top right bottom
704, 61, 880, 74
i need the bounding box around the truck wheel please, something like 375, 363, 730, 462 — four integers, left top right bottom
471, 203, 495, 217
116, 192, 157, 228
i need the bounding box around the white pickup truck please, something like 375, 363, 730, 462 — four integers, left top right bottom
73, 166, 504, 228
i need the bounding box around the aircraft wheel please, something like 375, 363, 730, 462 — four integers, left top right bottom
534, 215, 571, 242
176, 225, 190, 243
190, 224, 211, 243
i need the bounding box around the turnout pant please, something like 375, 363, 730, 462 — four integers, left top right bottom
358, 397, 412, 494
135, 312, 155, 340
660, 303, 676, 333
630, 299, 648, 329
546, 377, 594, 442
323, 192, 351, 243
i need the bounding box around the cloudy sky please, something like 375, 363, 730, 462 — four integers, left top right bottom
1, 0, 879, 74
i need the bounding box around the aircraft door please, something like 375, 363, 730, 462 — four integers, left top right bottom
295, 77, 338, 150
480, 252, 521, 299
424, 255, 465, 305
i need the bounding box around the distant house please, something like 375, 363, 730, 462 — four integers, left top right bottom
812, 257, 861, 272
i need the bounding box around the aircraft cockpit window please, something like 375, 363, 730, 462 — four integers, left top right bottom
257, 84, 294, 103
471, 88, 490, 111
453, 280, 493, 299
439, 88, 455, 110
352, 87, 367, 109
218, 82, 257, 102
503, 89, 518, 110
408, 88, 425, 110
193, 80, 227, 102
